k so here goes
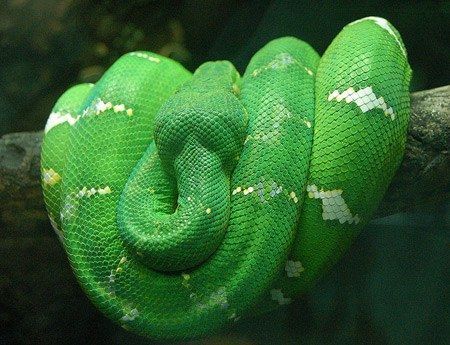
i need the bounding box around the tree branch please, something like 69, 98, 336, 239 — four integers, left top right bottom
0, 86, 448, 230
375, 85, 449, 217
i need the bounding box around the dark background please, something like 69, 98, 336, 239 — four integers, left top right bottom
0, 1, 449, 344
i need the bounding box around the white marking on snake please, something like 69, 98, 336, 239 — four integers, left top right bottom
113, 104, 125, 112
116, 256, 127, 273
196, 287, 229, 310
42, 168, 61, 186
99, 186, 112, 194
119, 257, 127, 265
233, 180, 302, 206
305, 67, 314, 75
270, 289, 291, 305
181, 273, 190, 288
129, 52, 161, 63
234, 180, 291, 204
82, 98, 133, 117
45, 112, 80, 133
285, 260, 304, 277
270, 181, 283, 197
108, 254, 128, 295
348, 17, 407, 57
328, 86, 395, 120
76, 186, 112, 198
251, 52, 314, 77
289, 191, 299, 204
243, 186, 254, 195
307, 184, 360, 224
232, 186, 242, 195
121, 308, 139, 322
205, 208, 211, 214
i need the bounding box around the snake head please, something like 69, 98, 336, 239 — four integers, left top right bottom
154, 61, 247, 177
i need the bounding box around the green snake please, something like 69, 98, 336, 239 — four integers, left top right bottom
41, 17, 411, 340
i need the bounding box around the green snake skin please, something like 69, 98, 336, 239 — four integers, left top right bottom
41, 17, 411, 340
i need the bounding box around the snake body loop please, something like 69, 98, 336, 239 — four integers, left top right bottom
41, 17, 411, 340
118, 61, 247, 271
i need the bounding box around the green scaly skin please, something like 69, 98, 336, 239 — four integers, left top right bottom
41, 17, 411, 340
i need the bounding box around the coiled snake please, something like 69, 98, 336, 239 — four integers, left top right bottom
41, 17, 411, 340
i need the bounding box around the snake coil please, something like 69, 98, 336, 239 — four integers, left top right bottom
41, 17, 411, 340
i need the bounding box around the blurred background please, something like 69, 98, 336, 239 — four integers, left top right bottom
0, 1, 448, 344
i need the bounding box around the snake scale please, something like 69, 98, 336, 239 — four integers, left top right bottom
41, 17, 411, 340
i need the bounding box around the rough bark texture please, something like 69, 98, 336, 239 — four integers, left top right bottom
0, 86, 448, 230
375, 85, 449, 217
0, 131, 46, 235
